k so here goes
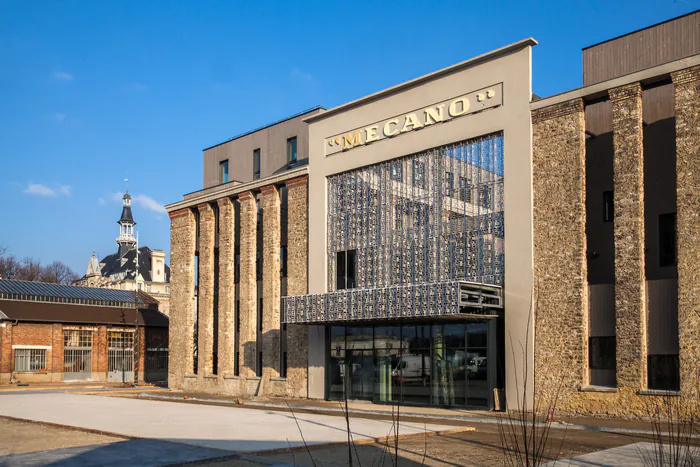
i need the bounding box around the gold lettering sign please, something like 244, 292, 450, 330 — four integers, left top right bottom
325, 84, 502, 155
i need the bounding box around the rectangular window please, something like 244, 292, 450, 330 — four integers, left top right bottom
648, 355, 680, 391
659, 213, 677, 267
257, 352, 263, 377
287, 137, 297, 165
253, 149, 261, 180
589, 336, 616, 370
280, 246, 288, 278
445, 172, 454, 195
336, 250, 357, 290
412, 161, 426, 189
258, 298, 263, 332
219, 159, 229, 184
236, 300, 240, 332
459, 177, 472, 203
14, 348, 47, 372
281, 351, 288, 378
603, 191, 614, 222
234, 351, 239, 376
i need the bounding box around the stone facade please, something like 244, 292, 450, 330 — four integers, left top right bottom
261, 186, 281, 380
672, 66, 700, 395
610, 83, 647, 391
531, 69, 700, 418
238, 191, 258, 378
217, 197, 236, 376
285, 176, 309, 398
197, 203, 216, 375
167, 171, 309, 398
168, 208, 196, 381
532, 99, 589, 409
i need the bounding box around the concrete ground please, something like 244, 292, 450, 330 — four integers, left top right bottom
0, 393, 465, 453
0, 418, 265, 467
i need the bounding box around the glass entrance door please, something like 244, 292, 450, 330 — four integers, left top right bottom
347, 350, 373, 400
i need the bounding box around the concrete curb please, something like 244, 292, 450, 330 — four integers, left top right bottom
0, 414, 135, 440
134, 393, 669, 438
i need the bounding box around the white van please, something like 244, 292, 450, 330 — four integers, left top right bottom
392, 355, 430, 386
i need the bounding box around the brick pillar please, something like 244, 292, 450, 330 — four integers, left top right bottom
261, 185, 282, 378
531, 99, 588, 405
286, 176, 309, 397
672, 66, 700, 394
238, 191, 258, 377
217, 197, 236, 376
197, 203, 216, 375
610, 82, 647, 390
169, 208, 197, 382
52, 324, 63, 378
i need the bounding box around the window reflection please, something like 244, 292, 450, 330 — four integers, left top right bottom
328, 322, 490, 408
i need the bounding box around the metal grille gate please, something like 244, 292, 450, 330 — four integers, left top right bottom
108, 331, 134, 382
64, 330, 93, 381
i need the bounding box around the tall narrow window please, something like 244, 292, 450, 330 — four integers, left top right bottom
219, 160, 229, 184
336, 250, 357, 290
603, 191, 614, 222
659, 213, 677, 267
287, 137, 297, 166
253, 149, 261, 180
280, 246, 288, 278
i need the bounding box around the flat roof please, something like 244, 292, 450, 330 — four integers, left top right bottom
304, 38, 537, 124
582, 9, 699, 50
203, 105, 325, 151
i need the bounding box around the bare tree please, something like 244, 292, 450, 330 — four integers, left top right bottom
0, 254, 21, 280
40, 261, 80, 284
19, 257, 42, 281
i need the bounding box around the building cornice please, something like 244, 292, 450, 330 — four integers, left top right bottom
305, 38, 537, 124
166, 166, 308, 213
531, 53, 700, 110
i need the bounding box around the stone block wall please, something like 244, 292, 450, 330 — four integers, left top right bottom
285, 176, 309, 398
167, 174, 309, 398
532, 99, 589, 408
261, 185, 281, 380
532, 69, 700, 418
168, 208, 196, 384
672, 66, 700, 395
217, 197, 236, 376
197, 203, 216, 375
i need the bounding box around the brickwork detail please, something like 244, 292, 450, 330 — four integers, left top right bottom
610, 82, 647, 390
217, 197, 235, 376
261, 186, 281, 379
238, 192, 258, 377
286, 176, 309, 397
197, 203, 216, 375
672, 66, 700, 395
169, 208, 197, 383
532, 98, 589, 408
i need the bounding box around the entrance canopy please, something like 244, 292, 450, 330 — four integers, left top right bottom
282, 280, 502, 324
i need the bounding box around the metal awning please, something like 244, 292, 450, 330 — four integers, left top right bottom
283, 280, 502, 324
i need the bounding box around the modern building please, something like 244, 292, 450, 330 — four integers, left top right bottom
166, 11, 700, 416
77, 192, 171, 316
0, 280, 168, 384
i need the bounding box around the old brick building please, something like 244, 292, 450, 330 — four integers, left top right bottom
167, 11, 700, 415
0, 280, 168, 385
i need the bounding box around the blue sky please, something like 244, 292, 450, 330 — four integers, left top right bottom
0, 0, 697, 275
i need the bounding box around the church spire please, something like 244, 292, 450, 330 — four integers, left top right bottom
117, 191, 136, 257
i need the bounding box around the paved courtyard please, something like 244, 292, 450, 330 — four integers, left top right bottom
0, 393, 462, 453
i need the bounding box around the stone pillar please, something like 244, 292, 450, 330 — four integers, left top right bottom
286, 176, 309, 397
168, 208, 197, 382
197, 203, 216, 375
531, 99, 588, 405
217, 197, 236, 376
238, 191, 258, 377
610, 82, 647, 390
261, 185, 282, 378
672, 66, 700, 394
